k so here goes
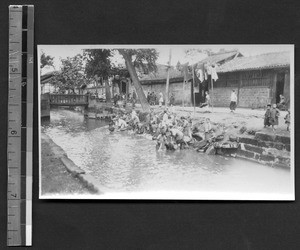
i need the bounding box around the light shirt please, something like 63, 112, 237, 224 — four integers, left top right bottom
117, 119, 127, 128
231, 92, 237, 102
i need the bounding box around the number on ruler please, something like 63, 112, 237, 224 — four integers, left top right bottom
11, 193, 17, 198
29, 57, 33, 64
11, 68, 18, 73
10, 130, 17, 135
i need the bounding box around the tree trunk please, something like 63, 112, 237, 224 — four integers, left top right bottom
105, 79, 111, 102
118, 50, 150, 112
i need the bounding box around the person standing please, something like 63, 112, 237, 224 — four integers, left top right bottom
269, 104, 280, 132
264, 104, 272, 127
284, 109, 290, 131
169, 93, 175, 106
230, 90, 237, 113
159, 92, 164, 108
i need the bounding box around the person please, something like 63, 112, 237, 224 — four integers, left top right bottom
284, 109, 290, 131
200, 91, 210, 112
169, 104, 176, 114
230, 90, 237, 113
131, 110, 140, 127
132, 91, 137, 108
277, 94, 286, 110
204, 118, 212, 141
269, 104, 280, 132
113, 93, 118, 106
147, 92, 150, 103
264, 104, 272, 128
170, 127, 185, 149
159, 92, 164, 107
156, 132, 167, 150
169, 93, 175, 106
115, 117, 127, 130
162, 110, 168, 125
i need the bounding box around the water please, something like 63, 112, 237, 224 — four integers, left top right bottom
42, 109, 292, 197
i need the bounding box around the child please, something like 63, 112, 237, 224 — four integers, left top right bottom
264, 104, 272, 128
284, 109, 290, 131
269, 104, 280, 132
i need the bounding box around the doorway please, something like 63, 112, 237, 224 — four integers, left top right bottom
276, 73, 285, 103
119, 81, 127, 94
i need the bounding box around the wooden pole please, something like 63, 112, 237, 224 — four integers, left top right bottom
192, 64, 196, 116
182, 64, 188, 107
165, 49, 172, 108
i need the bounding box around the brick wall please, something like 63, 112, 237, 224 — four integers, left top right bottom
239, 87, 271, 108
212, 87, 271, 108
212, 87, 238, 107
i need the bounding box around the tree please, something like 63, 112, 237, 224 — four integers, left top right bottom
84, 49, 113, 101
40, 51, 54, 69
117, 49, 158, 112
51, 54, 86, 93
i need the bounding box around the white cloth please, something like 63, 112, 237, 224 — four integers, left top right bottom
206, 65, 212, 75
196, 69, 204, 82
231, 92, 237, 102
211, 67, 218, 81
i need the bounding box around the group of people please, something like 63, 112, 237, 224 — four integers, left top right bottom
146, 92, 175, 107
113, 91, 137, 108
109, 107, 221, 152
264, 104, 290, 132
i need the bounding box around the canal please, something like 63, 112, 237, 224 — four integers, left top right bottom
42, 109, 292, 198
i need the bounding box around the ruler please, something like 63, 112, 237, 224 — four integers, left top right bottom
7, 5, 34, 246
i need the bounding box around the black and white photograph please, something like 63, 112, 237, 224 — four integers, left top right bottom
38, 45, 294, 200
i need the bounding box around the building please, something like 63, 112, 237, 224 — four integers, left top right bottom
213, 51, 291, 108
133, 50, 242, 106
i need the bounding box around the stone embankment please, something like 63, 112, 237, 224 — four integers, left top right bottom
84, 100, 291, 168
236, 132, 290, 168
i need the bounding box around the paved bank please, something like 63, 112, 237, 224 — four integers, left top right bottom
41, 133, 103, 195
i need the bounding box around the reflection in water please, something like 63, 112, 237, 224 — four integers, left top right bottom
42, 109, 291, 195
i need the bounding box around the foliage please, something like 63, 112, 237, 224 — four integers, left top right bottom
83, 49, 112, 80
50, 54, 86, 93
40, 51, 54, 69
184, 48, 213, 57
118, 49, 158, 75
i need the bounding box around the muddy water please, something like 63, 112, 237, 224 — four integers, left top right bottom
42, 109, 292, 196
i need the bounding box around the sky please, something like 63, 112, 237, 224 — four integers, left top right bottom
39, 44, 293, 75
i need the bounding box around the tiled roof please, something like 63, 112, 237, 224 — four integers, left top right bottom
41, 70, 60, 82
217, 51, 290, 73
139, 64, 183, 82
196, 50, 242, 66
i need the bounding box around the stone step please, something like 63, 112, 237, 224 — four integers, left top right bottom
239, 136, 290, 152
236, 148, 290, 168
255, 132, 290, 145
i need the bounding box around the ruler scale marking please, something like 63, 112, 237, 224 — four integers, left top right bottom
7, 5, 33, 247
